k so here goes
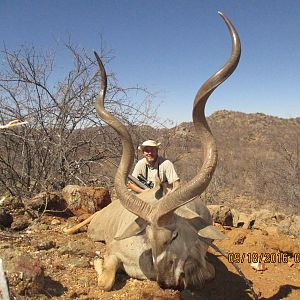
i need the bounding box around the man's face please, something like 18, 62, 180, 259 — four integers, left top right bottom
143, 146, 158, 164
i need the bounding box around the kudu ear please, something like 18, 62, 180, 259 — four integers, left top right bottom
114, 217, 147, 240
197, 225, 228, 240
176, 206, 228, 240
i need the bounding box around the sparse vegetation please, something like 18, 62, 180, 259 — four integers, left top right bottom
0, 42, 164, 198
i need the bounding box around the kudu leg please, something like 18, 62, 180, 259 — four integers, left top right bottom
63, 211, 101, 234
94, 254, 120, 291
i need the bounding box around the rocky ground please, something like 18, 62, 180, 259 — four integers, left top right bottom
1, 210, 300, 300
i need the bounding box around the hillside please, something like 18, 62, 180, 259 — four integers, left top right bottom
158, 110, 300, 216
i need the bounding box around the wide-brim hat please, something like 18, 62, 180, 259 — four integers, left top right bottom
138, 140, 161, 151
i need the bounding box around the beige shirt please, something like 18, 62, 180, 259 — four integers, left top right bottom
132, 156, 179, 188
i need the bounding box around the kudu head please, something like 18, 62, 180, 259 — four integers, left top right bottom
94, 11, 241, 290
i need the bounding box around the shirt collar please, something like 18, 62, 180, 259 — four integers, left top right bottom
146, 156, 160, 169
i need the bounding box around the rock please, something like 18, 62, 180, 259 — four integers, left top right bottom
264, 225, 279, 236
250, 209, 299, 236
207, 205, 233, 226
273, 213, 286, 222
232, 232, 247, 245
11, 215, 31, 231
0, 208, 13, 227
251, 209, 275, 230
51, 218, 61, 225
27, 192, 65, 212
4, 253, 45, 296
1, 196, 24, 209
66, 257, 90, 268
277, 218, 292, 235
233, 211, 255, 229
231, 208, 239, 227
208, 206, 300, 237
251, 261, 267, 271
28, 186, 111, 216
61, 185, 111, 215
58, 240, 97, 257
35, 241, 56, 251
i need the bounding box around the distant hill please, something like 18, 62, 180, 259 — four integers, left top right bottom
155, 110, 300, 215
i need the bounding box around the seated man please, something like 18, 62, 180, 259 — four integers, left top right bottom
128, 140, 180, 193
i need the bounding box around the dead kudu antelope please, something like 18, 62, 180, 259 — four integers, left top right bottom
65, 12, 244, 293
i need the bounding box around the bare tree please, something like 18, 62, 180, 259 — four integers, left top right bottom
0, 42, 164, 198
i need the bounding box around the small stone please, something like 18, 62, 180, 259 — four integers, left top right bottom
251, 261, 267, 271
51, 218, 61, 225
36, 241, 56, 251
66, 258, 90, 268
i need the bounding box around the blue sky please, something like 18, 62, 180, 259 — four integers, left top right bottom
1, 0, 300, 124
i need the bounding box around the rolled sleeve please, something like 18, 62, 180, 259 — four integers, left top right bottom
162, 160, 179, 184
132, 159, 146, 178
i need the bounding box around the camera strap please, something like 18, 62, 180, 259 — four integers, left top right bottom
145, 161, 160, 181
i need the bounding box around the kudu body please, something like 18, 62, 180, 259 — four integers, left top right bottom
88, 12, 241, 291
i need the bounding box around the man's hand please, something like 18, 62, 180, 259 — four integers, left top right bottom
127, 182, 147, 194
172, 179, 180, 190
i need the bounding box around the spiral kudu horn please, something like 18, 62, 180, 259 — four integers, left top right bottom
154, 12, 241, 222
94, 52, 153, 221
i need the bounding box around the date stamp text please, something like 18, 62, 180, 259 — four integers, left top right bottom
228, 252, 300, 264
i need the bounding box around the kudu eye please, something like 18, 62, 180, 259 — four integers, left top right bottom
171, 231, 178, 242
